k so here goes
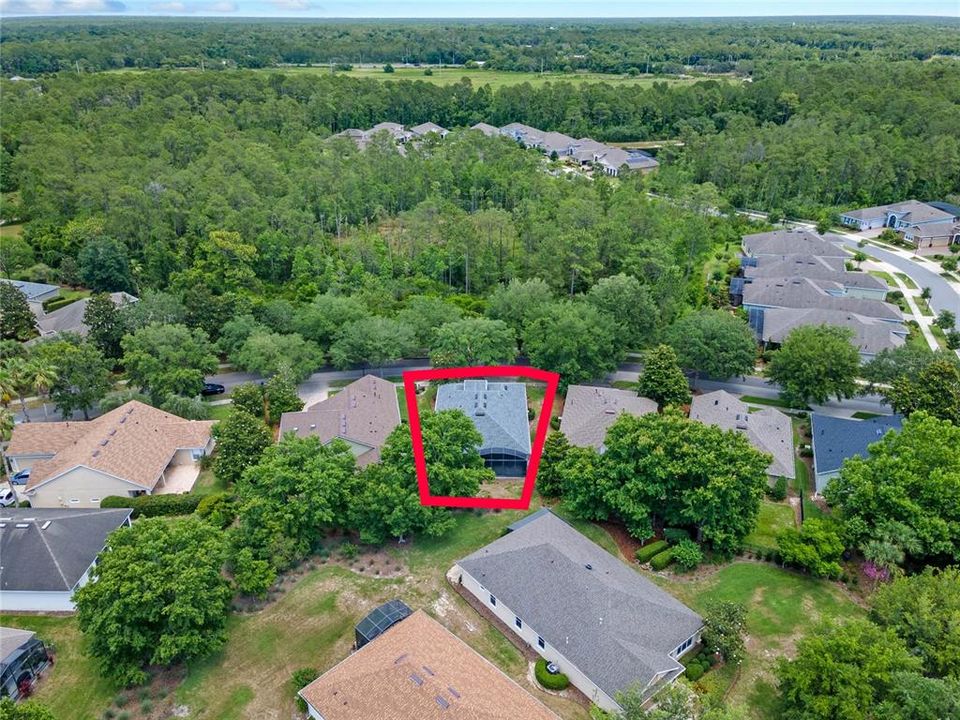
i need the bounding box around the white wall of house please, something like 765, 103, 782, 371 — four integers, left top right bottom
304, 703, 325, 720
26, 466, 146, 509
456, 564, 623, 712
0, 590, 77, 612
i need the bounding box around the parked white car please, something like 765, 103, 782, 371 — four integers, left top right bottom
0, 487, 17, 507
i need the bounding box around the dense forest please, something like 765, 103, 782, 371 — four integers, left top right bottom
2, 17, 959, 74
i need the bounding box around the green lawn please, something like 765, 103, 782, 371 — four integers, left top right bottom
743, 501, 796, 550
396, 386, 409, 421
930, 322, 949, 349
915, 295, 934, 317
867, 269, 896, 286
655, 562, 862, 718
0, 222, 24, 238
894, 272, 918, 290
741, 395, 807, 410
0, 614, 115, 720
206, 403, 233, 422
611, 380, 637, 390
273, 65, 731, 90
851, 411, 882, 419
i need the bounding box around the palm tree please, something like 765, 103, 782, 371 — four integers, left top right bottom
0, 407, 13, 441
26, 359, 58, 420
2, 358, 32, 422
0, 367, 14, 409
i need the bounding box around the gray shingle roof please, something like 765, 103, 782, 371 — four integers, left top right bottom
744, 257, 885, 291
0, 278, 60, 302
37, 292, 138, 338
435, 380, 531, 457
741, 230, 848, 258
811, 413, 903, 486
561, 385, 657, 450
0, 508, 132, 592
841, 200, 956, 225
742, 277, 902, 321
761, 308, 905, 356
278, 375, 400, 467
457, 510, 702, 701
689, 390, 795, 479
471, 122, 500, 137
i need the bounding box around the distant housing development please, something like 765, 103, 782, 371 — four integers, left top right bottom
333, 120, 659, 176
840, 200, 960, 256
732, 229, 905, 360
454, 510, 702, 712
689, 390, 795, 482
278, 375, 401, 467
435, 379, 531, 477
298, 609, 558, 720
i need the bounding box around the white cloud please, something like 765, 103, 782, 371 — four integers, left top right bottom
201, 0, 236, 10
269, 0, 321, 9
148, 0, 186, 9
1, 0, 125, 12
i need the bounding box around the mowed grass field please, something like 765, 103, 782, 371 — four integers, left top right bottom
272, 65, 735, 89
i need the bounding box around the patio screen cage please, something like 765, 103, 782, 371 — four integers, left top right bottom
355, 599, 412, 649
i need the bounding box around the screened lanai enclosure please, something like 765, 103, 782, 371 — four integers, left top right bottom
355, 599, 413, 649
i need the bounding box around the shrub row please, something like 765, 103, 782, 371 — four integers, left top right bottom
635, 540, 670, 564
663, 527, 690, 544
42, 296, 80, 312
534, 658, 570, 691
650, 549, 675, 571
684, 652, 711, 680
101, 493, 202, 518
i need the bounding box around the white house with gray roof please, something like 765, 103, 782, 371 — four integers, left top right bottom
840, 200, 957, 232
689, 390, 795, 482
453, 510, 702, 712
435, 380, 530, 477
760, 308, 906, 361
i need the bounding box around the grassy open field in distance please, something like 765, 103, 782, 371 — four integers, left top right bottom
272, 65, 736, 89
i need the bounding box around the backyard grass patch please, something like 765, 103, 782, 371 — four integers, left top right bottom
206, 403, 234, 422
743, 501, 796, 550
851, 411, 881, 419
0, 614, 115, 720
930, 323, 949, 349
655, 562, 862, 718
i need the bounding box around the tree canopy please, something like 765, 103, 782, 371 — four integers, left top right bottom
765, 325, 860, 407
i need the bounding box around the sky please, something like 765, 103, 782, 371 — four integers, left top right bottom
2, 0, 959, 17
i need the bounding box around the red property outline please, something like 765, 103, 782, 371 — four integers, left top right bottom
402, 365, 560, 510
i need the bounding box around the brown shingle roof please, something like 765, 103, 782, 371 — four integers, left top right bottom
278, 375, 400, 467
298, 610, 558, 720
16, 401, 213, 492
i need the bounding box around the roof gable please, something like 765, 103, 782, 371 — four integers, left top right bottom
811, 413, 904, 475
561, 385, 657, 449
0, 508, 132, 592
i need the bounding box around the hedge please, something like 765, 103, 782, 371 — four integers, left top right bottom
663, 528, 691, 544
684, 662, 705, 681
534, 659, 570, 691
635, 540, 670, 564
42, 296, 80, 312
650, 549, 675, 571
100, 493, 202, 518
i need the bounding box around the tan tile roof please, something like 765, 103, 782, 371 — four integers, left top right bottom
6, 421, 92, 457
278, 375, 400, 467
16, 401, 213, 492
299, 610, 558, 720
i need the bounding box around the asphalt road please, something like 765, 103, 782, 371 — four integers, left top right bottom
834, 236, 960, 316
15, 359, 889, 424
